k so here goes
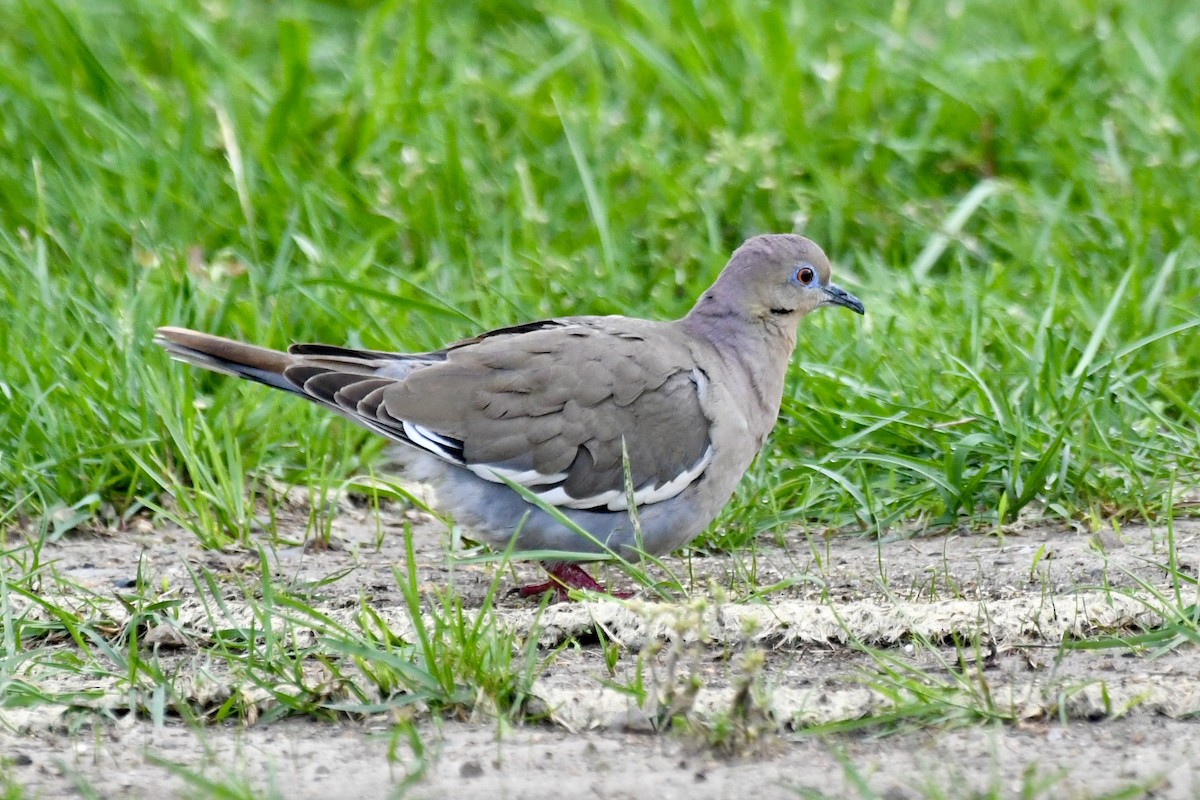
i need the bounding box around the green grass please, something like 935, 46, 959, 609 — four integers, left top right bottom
0, 1, 1198, 794
0, 522, 545, 724
2, 0, 1197, 547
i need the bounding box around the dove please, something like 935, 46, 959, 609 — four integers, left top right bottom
156, 234, 864, 600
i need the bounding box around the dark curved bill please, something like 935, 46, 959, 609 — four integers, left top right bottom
823, 283, 865, 315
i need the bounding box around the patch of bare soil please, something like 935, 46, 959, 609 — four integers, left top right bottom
3, 504, 1198, 799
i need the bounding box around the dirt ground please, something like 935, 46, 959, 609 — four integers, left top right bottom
3, 502, 1199, 799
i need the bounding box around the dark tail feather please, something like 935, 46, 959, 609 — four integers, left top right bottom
154, 326, 299, 394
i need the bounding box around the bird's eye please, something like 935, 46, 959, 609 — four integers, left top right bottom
794, 265, 815, 286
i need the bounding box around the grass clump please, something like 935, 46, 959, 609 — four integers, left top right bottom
0, 0, 1196, 542
0, 3, 1197, 795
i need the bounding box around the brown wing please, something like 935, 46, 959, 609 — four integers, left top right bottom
290, 319, 714, 511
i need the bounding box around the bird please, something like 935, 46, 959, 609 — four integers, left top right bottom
155, 234, 864, 600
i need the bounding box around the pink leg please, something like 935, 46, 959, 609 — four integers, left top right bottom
515, 563, 633, 602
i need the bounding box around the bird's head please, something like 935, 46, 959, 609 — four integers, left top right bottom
711, 234, 865, 323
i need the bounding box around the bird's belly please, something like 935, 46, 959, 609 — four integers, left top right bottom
408, 456, 727, 559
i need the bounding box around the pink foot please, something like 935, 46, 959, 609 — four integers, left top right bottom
515, 563, 633, 603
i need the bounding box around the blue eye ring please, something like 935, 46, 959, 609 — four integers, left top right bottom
793, 264, 816, 286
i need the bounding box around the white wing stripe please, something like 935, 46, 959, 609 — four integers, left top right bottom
469, 445, 714, 512
468, 463, 569, 487
599, 445, 713, 511
420, 427, 462, 449
533, 486, 624, 510
402, 421, 464, 463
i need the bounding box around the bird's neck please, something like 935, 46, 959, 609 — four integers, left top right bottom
683, 294, 800, 353
681, 299, 799, 424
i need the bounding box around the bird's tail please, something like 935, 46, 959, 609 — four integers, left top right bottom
154, 326, 300, 395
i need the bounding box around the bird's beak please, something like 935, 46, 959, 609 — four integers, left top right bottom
822, 283, 865, 315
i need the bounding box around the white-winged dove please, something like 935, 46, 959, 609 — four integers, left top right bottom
156, 234, 864, 599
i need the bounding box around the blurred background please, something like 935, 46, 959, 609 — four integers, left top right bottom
1, 0, 1197, 547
